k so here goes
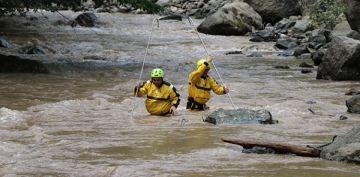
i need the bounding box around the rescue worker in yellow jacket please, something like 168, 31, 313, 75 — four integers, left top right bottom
187, 56, 229, 110
135, 68, 180, 116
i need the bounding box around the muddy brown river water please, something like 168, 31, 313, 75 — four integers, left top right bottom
0, 12, 359, 176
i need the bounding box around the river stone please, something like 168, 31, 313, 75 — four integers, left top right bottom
320, 124, 360, 164
205, 108, 275, 125
74, 12, 97, 27
0, 37, 12, 48
346, 95, 360, 114
0, 54, 49, 73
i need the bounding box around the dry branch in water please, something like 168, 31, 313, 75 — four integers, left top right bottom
222, 138, 321, 157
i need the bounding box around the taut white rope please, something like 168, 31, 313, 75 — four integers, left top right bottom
131, 18, 159, 119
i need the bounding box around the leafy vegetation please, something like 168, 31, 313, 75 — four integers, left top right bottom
309, 0, 345, 29
0, 0, 162, 16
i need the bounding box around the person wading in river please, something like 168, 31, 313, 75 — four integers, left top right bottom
134, 68, 180, 116
187, 56, 229, 110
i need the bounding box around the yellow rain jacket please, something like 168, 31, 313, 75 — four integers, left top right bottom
188, 61, 226, 105
136, 80, 180, 115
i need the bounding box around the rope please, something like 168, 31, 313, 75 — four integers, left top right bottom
131, 17, 159, 119
187, 17, 237, 109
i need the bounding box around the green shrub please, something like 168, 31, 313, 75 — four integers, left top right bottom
310, 0, 345, 29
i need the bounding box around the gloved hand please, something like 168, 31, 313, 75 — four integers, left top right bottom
206, 55, 213, 63
223, 85, 229, 94
169, 105, 177, 116
134, 81, 143, 96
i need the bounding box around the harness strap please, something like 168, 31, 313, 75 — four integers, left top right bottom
188, 82, 211, 91
147, 95, 169, 101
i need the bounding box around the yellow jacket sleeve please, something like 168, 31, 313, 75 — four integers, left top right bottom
189, 61, 211, 84
169, 85, 180, 108
209, 77, 225, 95
135, 81, 150, 97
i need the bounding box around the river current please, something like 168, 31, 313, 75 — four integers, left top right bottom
0, 12, 359, 176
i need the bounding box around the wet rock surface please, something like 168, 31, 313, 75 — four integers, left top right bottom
205, 108, 276, 125
346, 95, 360, 114
320, 125, 360, 164
316, 36, 360, 81
197, 1, 262, 35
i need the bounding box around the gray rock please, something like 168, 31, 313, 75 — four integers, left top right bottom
244, 0, 301, 24
275, 38, 299, 50
27, 46, 46, 54
345, 88, 360, 95
347, 31, 360, 40
205, 108, 276, 125
293, 16, 313, 33
346, 95, 360, 114
344, 0, 360, 32
320, 124, 360, 164
339, 115, 348, 120
0, 37, 12, 48
74, 12, 98, 27
197, 1, 263, 36
316, 36, 360, 80
311, 50, 325, 66
250, 27, 278, 42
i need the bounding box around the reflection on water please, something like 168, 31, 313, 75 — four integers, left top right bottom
1, 13, 360, 176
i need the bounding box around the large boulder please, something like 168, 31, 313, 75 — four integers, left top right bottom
244, 0, 301, 24
316, 36, 360, 80
197, 1, 263, 35
164, 0, 230, 19
204, 108, 276, 125
343, 0, 360, 32
320, 124, 360, 164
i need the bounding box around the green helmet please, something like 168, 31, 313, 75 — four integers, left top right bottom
151, 68, 164, 78
196, 59, 211, 70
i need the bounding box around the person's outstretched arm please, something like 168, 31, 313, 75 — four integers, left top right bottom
134, 81, 148, 97
209, 77, 229, 95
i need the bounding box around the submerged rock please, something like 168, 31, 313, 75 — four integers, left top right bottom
73, 12, 98, 27
205, 108, 276, 125
0, 54, 49, 73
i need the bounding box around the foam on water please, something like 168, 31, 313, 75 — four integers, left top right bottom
0, 107, 28, 129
